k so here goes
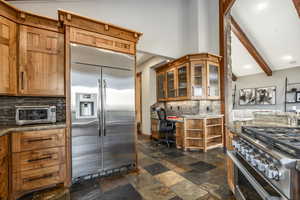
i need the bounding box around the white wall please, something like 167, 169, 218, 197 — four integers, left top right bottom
11, 0, 220, 58
234, 67, 300, 111
137, 57, 165, 135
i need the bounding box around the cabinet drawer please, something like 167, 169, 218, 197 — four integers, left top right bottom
0, 136, 8, 158
12, 147, 65, 173
0, 156, 8, 200
13, 164, 65, 192
12, 129, 65, 153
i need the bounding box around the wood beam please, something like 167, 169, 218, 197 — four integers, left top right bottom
232, 73, 237, 81
293, 0, 300, 18
223, 0, 236, 15
230, 16, 272, 76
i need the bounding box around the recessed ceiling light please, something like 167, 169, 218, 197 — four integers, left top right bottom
256, 2, 268, 11
282, 55, 293, 61
243, 64, 252, 69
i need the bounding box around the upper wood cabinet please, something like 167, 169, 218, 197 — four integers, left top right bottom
19, 26, 65, 96
156, 53, 221, 101
0, 16, 17, 95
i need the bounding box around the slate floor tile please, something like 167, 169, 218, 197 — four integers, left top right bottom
170, 180, 208, 200
164, 151, 185, 158
138, 183, 177, 200
189, 161, 216, 173
102, 184, 143, 200
154, 171, 185, 187
144, 163, 169, 176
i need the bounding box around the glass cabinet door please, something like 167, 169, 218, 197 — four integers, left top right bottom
167, 69, 176, 98
207, 63, 220, 98
191, 62, 205, 98
157, 72, 165, 100
177, 64, 188, 98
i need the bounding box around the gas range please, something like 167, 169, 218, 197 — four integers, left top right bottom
228, 126, 300, 200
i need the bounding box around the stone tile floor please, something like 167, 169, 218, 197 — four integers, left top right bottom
21, 136, 235, 200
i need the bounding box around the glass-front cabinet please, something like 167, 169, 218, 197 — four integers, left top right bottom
166, 69, 176, 99
156, 71, 166, 101
190, 61, 206, 99
176, 63, 189, 99
207, 62, 220, 99
155, 53, 221, 101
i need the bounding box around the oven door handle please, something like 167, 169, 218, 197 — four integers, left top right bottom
227, 151, 283, 200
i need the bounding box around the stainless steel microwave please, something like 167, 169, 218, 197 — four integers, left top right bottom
16, 106, 56, 125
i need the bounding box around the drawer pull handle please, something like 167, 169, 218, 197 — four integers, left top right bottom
28, 155, 52, 163
24, 173, 53, 182
27, 138, 52, 143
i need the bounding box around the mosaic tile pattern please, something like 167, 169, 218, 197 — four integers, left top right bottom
20, 136, 235, 200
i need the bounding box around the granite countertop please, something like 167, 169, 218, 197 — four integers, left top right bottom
226, 120, 299, 135
182, 114, 224, 119
0, 122, 67, 136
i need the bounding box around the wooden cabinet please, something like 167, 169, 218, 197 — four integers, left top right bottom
19, 25, 64, 96
10, 128, 67, 199
176, 63, 189, 100
175, 117, 223, 152
166, 68, 176, 100
226, 130, 235, 193
151, 119, 159, 140
157, 72, 166, 101
190, 61, 206, 99
0, 136, 8, 200
156, 53, 221, 101
0, 16, 17, 95
207, 62, 221, 99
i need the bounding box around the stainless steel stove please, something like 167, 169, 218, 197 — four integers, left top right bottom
228, 126, 300, 200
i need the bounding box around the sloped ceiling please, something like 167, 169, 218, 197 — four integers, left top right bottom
231, 0, 300, 77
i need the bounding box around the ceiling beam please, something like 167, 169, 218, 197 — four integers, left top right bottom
230, 16, 272, 76
293, 0, 300, 18
232, 73, 237, 81
223, 0, 236, 15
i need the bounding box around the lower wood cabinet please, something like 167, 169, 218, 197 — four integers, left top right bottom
175, 122, 184, 149
12, 164, 66, 193
0, 136, 8, 200
151, 119, 159, 140
0, 128, 67, 200
226, 130, 235, 193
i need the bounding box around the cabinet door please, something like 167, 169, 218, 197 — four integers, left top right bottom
166, 68, 176, 99
0, 16, 17, 95
207, 62, 220, 99
226, 131, 235, 193
157, 71, 166, 101
19, 25, 64, 96
190, 61, 206, 99
176, 63, 189, 99
0, 136, 8, 200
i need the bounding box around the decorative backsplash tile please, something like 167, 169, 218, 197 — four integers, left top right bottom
0, 96, 66, 126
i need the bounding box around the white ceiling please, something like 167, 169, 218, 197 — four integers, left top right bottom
231, 0, 300, 77
136, 52, 155, 66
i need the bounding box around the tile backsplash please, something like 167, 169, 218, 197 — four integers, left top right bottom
165, 100, 221, 116
0, 96, 66, 126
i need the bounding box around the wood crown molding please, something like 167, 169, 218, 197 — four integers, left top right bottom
293, 0, 300, 18
0, 0, 62, 32
58, 10, 142, 43
230, 16, 272, 76
155, 53, 222, 71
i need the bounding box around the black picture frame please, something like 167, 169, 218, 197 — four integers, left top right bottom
286, 92, 296, 103
297, 92, 300, 102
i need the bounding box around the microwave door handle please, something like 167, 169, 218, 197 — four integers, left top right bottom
227, 151, 281, 200
102, 79, 107, 137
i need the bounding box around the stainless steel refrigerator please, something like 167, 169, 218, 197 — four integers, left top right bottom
71, 45, 136, 180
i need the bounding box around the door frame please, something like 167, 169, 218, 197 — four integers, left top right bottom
136, 72, 142, 134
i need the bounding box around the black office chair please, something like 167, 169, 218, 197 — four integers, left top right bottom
156, 108, 176, 148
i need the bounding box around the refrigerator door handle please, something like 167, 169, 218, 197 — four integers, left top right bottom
98, 78, 102, 137
102, 79, 107, 136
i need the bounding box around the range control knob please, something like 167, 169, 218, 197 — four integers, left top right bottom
266, 165, 281, 180
257, 158, 269, 172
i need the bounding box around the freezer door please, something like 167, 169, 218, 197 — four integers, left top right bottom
71, 64, 102, 179
101, 66, 136, 171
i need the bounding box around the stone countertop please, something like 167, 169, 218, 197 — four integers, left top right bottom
182, 114, 224, 119
226, 120, 299, 135
0, 122, 67, 136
